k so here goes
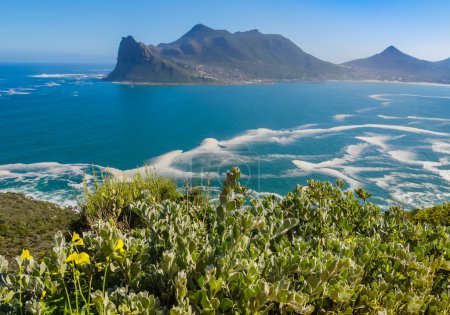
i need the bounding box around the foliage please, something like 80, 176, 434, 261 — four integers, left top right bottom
82, 169, 179, 228
0, 193, 80, 265
408, 203, 450, 226
1, 169, 450, 314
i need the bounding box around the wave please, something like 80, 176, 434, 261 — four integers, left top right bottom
292, 160, 360, 189
219, 124, 449, 148
0, 88, 34, 95
431, 141, 450, 155
370, 93, 450, 103
333, 114, 354, 121
367, 94, 450, 115
369, 94, 393, 106
387, 150, 450, 182
290, 143, 370, 189
107, 124, 450, 190
377, 114, 450, 122
28, 73, 105, 79
355, 134, 393, 149
369, 172, 450, 208
44, 82, 61, 87
1, 121, 449, 209
0, 162, 97, 208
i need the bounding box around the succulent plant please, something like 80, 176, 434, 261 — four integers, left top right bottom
1, 170, 449, 314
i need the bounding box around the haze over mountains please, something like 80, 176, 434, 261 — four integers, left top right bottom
107, 24, 450, 84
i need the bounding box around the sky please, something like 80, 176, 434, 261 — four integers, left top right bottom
1, 0, 450, 64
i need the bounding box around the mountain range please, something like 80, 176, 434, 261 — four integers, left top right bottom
106, 24, 450, 84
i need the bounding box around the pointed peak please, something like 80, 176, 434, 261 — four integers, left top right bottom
381, 45, 402, 54
179, 24, 217, 39
179, 24, 225, 40
190, 24, 212, 32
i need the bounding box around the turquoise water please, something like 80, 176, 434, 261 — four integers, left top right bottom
1, 63, 450, 208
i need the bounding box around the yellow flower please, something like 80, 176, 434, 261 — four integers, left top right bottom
41, 290, 46, 300
95, 262, 105, 271
71, 232, 84, 246
66, 252, 91, 265
20, 249, 33, 261
114, 239, 125, 254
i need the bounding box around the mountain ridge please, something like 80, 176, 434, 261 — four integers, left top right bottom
106, 24, 450, 84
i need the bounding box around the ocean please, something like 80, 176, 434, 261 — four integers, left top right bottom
1, 63, 450, 209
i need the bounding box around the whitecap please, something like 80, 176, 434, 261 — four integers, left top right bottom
0, 88, 33, 95
28, 73, 104, 79
431, 141, 450, 155
45, 82, 61, 87
355, 134, 393, 149
377, 114, 450, 122
292, 160, 360, 189
333, 114, 354, 121
218, 124, 448, 149
0, 162, 99, 208
377, 115, 401, 120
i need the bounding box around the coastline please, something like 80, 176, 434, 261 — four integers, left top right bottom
108, 78, 450, 87
327, 79, 450, 88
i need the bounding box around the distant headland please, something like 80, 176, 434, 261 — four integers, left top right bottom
106, 24, 450, 85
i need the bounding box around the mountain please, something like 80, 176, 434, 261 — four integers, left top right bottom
343, 46, 450, 83
107, 25, 450, 84
106, 36, 207, 83
106, 24, 345, 83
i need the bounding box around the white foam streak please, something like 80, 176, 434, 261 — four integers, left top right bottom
28, 73, 104, 79
432, 141, 450, 155
387, 150, 450, 183
0, 162, 97, 208
377, 114, 450, 122
290, 142, 370, 189
221, 124, 448, 149
0, 88, 33, 95
377, 115, 401, 120
292, 160, 360, 189
356, 135, 392, 149
333, 114, 354, 121
408, 116, 450, 122
368, 173, 450, 209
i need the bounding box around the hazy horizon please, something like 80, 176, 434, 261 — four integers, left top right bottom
1, 0, 450, 64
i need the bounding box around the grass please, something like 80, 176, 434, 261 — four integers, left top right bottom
82, 169, 179, 228
0, 192, 80, 265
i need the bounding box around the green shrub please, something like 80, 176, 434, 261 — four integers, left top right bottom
82, 169, 179, 228
1, 169, 450, 314
408, 203, 450, 226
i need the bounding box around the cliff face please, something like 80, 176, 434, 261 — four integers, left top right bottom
106, 36, 203, 83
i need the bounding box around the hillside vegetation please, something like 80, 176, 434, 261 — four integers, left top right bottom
0, 193, 79, 264
1, 168, 450, 314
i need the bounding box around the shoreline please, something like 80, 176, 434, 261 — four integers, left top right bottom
108, 78, 450, 87
327, 79, 450, 88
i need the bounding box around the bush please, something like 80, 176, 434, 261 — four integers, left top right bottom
1, 169, 450, 314
82, 169, 179, 228
408, 203, 450, 226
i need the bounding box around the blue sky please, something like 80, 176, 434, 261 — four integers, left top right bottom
1, 0, 450, 63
